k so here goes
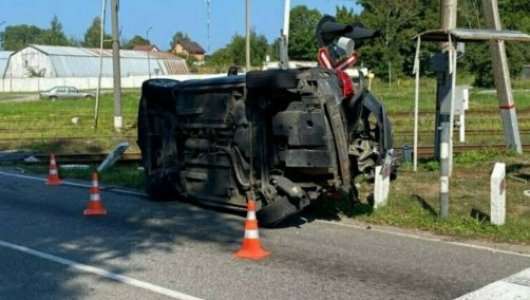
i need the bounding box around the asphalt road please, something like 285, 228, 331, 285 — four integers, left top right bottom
0, 168, 529, 300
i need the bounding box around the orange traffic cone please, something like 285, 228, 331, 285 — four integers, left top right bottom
234, 193, 270, 260
84, 172, 107, 216
46, 153, 63, 186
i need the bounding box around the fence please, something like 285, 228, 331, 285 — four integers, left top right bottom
0, 74, 227, 92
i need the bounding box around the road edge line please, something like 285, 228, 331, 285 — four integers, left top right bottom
316, 220, 530, 258
0, 170, 146, 197
0, 239, 205, 300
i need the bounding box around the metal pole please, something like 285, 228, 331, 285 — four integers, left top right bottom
146, 26, 152, 79
434, 0, 458, 158
482, 0, 522, 154
245, 0, 251, 71
283, 0, 290, 45
94, 0, 107, 130
111, 0, 122, 131
437, 0, 457, 219
279, 0, 290, 69
206, 0, 211, 54
413, 37, 421, 172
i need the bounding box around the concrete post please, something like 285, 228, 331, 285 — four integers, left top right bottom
245, 0, 251, 71
482, 0, 522, 153
111, 0, 122, 131
459, 88, 468, 143
490, 162, 506, 226
373, 164, 391, 209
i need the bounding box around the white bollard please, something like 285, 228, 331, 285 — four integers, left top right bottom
373, 165, 391, 209
490, 162, 506, 226
459, 88, 469, 143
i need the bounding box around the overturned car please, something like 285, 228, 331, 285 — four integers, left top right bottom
137, 16, 394, 226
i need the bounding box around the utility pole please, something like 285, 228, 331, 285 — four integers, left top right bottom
111, 0, 122, 131
147, 26, 152, 79
245, 0, 251, 71
206, 0, 211, 54
279, 0, 290, 69
482, 0, 522, 154
435, 0, 458, 219
94, 0, 107, 130
283, 0, 290, 45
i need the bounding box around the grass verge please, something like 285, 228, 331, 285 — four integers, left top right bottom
312, 150, 530, 245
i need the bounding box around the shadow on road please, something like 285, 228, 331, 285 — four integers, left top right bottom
0, 176, 246, 299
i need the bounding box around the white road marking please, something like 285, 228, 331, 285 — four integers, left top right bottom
316, 220, 530, 258
0, 239, 205, 300
453, 267, 530, 300
0, 170, 146, 197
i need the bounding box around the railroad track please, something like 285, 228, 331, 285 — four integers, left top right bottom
388, 108, 530, 117
34, 152, 142, 164
393, 129, 530, 136
405, 144, 530, 158
33, 144, 529, 164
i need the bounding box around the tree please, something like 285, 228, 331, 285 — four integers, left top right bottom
42, 15, 68, 46
82, 17, 112, 48
288, 5, 322, 60
206, 31, 269, 69
455, 0, 530, 86
169, 31, 190, 50
2, 25, 45, 51
335, 5, 360, 25
206, 47, 232, 71
124, 35, 150, 49
356, 0, 421, 77
268, 38, 281, 62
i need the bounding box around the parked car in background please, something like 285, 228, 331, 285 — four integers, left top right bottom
39, 86, 95, 100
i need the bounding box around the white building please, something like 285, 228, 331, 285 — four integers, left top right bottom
4, 45, 189, 78
0, 51, 13, 77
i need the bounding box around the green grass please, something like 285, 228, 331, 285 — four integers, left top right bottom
309, 150, 530, 244
369, 77, 530, 147
358, 150, 530, 244
0, 92, 140, 153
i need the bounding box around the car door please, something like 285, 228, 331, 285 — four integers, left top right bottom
57, 87, 68, 98
67, 87, 79, 98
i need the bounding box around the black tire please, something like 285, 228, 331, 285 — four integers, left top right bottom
246, 69, 299, 90
49, 96, 57, 101
137, 98, 150, 174
145, 172, 177, 202
256, 196, 301, 227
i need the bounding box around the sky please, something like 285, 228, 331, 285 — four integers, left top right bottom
0, 0, 360, 53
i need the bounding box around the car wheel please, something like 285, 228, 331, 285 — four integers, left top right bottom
49, 96, 57, 101
145, 172, 177, 202
256, 196, 301, 227
246, 69, 299, 90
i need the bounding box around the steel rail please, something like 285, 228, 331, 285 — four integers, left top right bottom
29, 144, 530, 164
